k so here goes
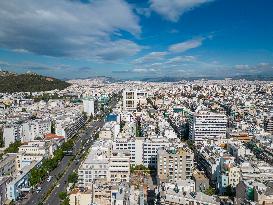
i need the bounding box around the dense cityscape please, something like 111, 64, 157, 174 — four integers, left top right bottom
0, 78, 272, 205
1, 0, 273, 205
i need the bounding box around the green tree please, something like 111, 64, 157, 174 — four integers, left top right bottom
51, 122, 56, 134
61, 198, 70, 205
225, 185, 235, 197
0, 130, 4, 148
29, 168, 41, 186
58, 192, 67, 200
4, 141, 22, 153
68, 172, 78, 184
204, 186, 216, 196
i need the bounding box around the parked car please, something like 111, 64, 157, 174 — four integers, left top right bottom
47, 176, 52, 182
36, 187, 42, 193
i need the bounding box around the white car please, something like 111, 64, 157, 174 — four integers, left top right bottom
47, 176, 52, 182
36, 187, 42, 193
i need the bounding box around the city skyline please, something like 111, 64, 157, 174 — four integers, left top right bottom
0, 0, 273, 79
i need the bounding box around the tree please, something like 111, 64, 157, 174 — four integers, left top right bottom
61, 198, 70, 205
204, 186, 216, 196
225, 185, 235, 197
4, 141, 22, 153
68, 172, 78, 184
0, 130, 4, 148
58, 192, 68, 200
51, 122, 56, 134
29, 168, 41, 186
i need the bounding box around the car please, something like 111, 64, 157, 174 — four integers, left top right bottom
56, 183, 60, 188
36, 187, 42, 193
47, 176, 52, 182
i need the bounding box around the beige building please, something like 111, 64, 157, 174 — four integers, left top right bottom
157, 146, 194, 183
122, 90, 148, 111
108, 150, 130, 183
69, 188, 111, 205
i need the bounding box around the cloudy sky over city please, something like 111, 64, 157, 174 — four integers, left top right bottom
0, 0, 273, 79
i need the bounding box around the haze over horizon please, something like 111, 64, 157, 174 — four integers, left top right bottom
0, 0, 272, 80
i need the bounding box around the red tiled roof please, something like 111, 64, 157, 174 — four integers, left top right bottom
44, 133, 64, 140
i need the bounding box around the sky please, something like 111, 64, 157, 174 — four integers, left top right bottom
0, 0, 273, 80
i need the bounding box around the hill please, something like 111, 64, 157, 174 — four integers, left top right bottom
0, 71, 70, 93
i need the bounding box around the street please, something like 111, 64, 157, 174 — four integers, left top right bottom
22, 97, 118, 205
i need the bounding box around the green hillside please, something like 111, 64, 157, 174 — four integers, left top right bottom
0, 71, 70, 93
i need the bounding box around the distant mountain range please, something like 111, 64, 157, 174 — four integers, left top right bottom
68, 74, 273, 83
66, 76, 117, 83
0, 71, 70, 93
141, 75, 273, 82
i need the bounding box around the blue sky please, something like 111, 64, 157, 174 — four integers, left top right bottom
0, 0, 272, 79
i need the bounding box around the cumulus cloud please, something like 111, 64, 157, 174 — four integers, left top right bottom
149, 0, 215, 22
0, 0, 141, 61
169, 37, 204, 53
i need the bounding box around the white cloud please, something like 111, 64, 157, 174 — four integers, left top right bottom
133, 52, 167, 64
0, 0, 141, 61
169, 37, 204, 53
234, 64, 250, 69
135, 7, 151, 17
149, 0, 214, 22
167, 56, 196, 64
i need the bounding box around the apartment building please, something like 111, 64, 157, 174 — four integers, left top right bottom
3, 124, 21, 148
78, 147, 109, 188
7, 160, 41, 201
113, 137, 171, 168
16, 141, 50, 170
157, 146, 194, 183
83, 96, 96, 117
99, 121, 120, 140
265, 116, 273, 134
189, 111, 227, 144
217, 155, 240, 194
159, 184, 220, 205
78, 141, 130, 188
55, 114, 85, 140
0, 154, 17, 176
108, 150, 130, 183
122, 90, 148, 111
21, 119, 51, 142
197, 145, 224, 186
0, 176, 12, 205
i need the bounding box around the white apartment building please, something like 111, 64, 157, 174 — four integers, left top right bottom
78, 148, 109, 188
21, 119, 51, 142
78, 141, 130, 189
55, 114, 85, 140
3, 119, 51, 147
189, 111, 227, 144
113, 137, 171, 168
3, 124, 22, 148
122, 90, 148, 111
83, 97, 96, 117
